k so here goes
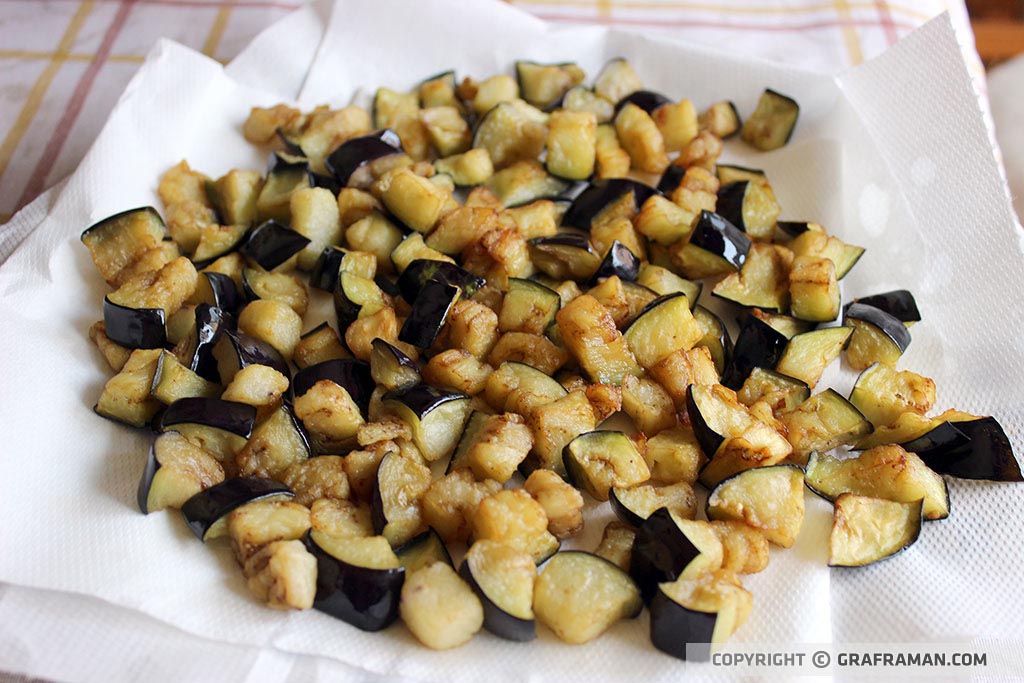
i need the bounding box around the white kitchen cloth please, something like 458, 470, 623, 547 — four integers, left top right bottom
0, 1, 1021, 681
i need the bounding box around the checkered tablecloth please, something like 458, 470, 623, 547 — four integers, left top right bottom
0, 0, 982, 227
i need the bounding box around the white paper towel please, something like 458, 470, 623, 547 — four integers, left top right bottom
0, 2, 1021, 681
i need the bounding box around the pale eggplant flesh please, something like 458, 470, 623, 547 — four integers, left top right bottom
180, 476, 293, 540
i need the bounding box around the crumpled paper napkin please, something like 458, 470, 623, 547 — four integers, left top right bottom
0, 2, 1021, 681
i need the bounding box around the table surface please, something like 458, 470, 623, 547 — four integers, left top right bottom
0, 0, 982, 227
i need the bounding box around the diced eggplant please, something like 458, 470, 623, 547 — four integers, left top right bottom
380, 384, 472, 461
333, 270, 388, 332
545, 110, 597, 181
472, 100, 548, 169
310, 246, 376, 293
562, 85, 615, 123
774, 326, 851, 389
95, 349, 163, 426
630, 509, 723, 603
737, 367, 810, 414
498, 278, 560, 334
699, 101, 743, 138
614, 90, 670, 115
390, 233, 455, 275
190, 272, 241, 314
294, 322, 350, 370
789, 228, 864, 280
594, 58, 643, 104
401, 561, 484, 650
191, 223, 250, 269
720, 314, 789, 389
515, 61, 585, 110
180, 476, 293, 540
692, 306, 732, 375
150, 350, 220, 404
656, 164, 687, 195
289, 381, 357, 456
843, 303, 912, 370
472, 489, 560, 564
394, 528, 453, 574
829, 494, 923, 567
528, 233, 601, 281
81, 206, 167, 284
157, 396, 257, 461
902, 417, 1022, 482
325, 129, 404, 186
484, 160, 571, 207
715, 164, 769, 190
564, 430, 651, 501
208, 170, 263, 226
844, 290, 921, 325
533, 551, 642, 644
561, 178, 658, 231
240, 268, 308, 316
241, 220, 311, 272
741, 88, 800, 151
590, 241, 640, 284
776, 220, 819, 238
213, 328, 291, 385
686, 210, 752, 273
805, 445, 950, 521
556, 294, 642, 385
848, 362, 935, 428
484, 360, 567, 416
103, 296, 166, 349
789, 255, 840, 323
371, 452, 432, 546
369, 339, 421, 393
649, 571, 752, 661
374, 88, 418, 128
460, 540, 536, 641
715, 181, 780, 242
397, 259, 484, 303
306, 169, 342, 195
291, 359, 374, 414
398, 279, 461, 349
706, 465, 805, 547
623, 293, 703, 370
137, 431, 224, 514
174, 303, 228, 382
711, 243, 791, 312
256, 152, 310, 224
781, 389, 873, 460
609, 482, 697, 528
305, 530, 405, 631
419, 70, 459, 109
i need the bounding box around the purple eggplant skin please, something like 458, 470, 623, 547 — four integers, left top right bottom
81, 206, 165, 241
902, 417, 1023, 482
200, 272, 242, 314
649, 587, 716, 661
689, 210, 751, 271
693, 305, 733, 374
267, 150, 308, 173
186, 304, 229, 382
325, 129, 404, 186
657, 164, 686, 195
370, 338, 421, 391
843, 303, 912, 353
398, 279, 461, 349
217, 328, 291, 380
180, 477, 294, 540
715, 181, 756, 233
394, 528, 454, 572
275, 129, 305, 156
374, 274, 401, 299
686, 384, 725, 460
291, 359, 374, 414
844, 290, 921, 324
308, 169, 342, 196
304, 531, 405, 632
561, 178, 659, 230
614, 90, 671, 115
630, 507, 702, 604
608, 487, 647, 528
158, 397, 257, 438
382, 383, 469, 418
103, 297, 167, 349
529, 231, 594, 251
590, 241, 640, 284
309, 247, 347, 292
777, 220, 815, 238
719, 314, 789, 389
241, 220, 311, 272
397, 259, 484, 304
137, 439, 162, 514
459, 560, 537, 642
